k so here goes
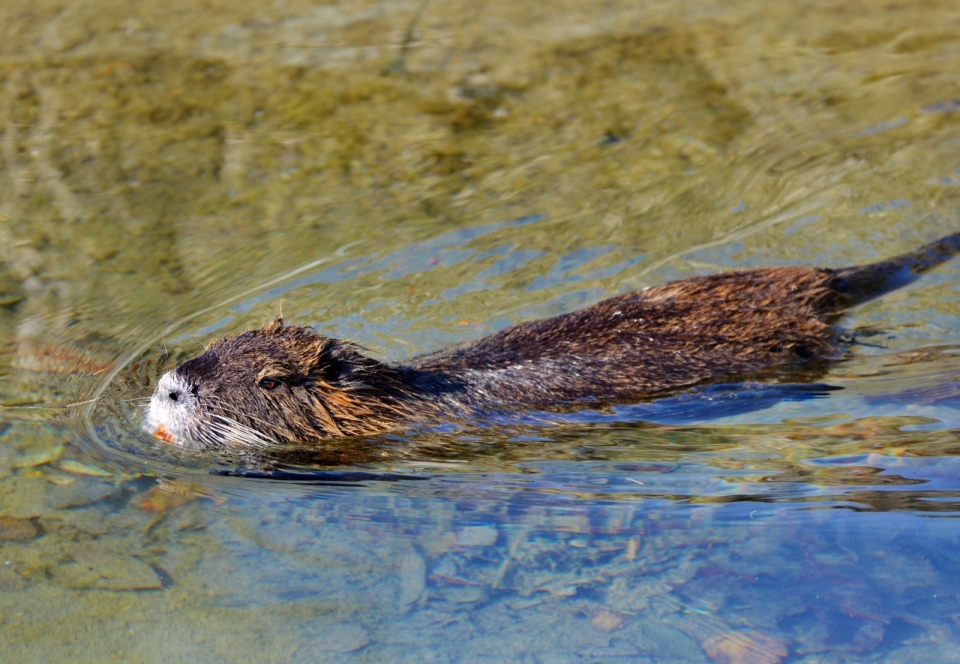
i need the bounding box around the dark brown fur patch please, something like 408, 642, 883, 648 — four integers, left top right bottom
414, 266, 838, 408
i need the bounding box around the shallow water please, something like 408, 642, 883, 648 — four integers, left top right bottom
3, 0, 960, 661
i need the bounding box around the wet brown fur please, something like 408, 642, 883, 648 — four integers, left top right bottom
166, 232, 960, 446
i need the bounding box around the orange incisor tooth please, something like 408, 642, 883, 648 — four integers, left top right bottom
153, 425, 174, 444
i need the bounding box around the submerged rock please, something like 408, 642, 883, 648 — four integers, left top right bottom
58, 459, 112, 477
701, 630, 788, 664
456, 525, 498, 547
398, 550, 426, 610
56, 546, 162, 591
45, 480, 115, 510
11, 445, 63, 469
590, 608, 626, 632
0, 515, 39, 542
298, 622, 370, 654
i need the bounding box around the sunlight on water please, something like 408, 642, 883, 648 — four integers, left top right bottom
2, 0, 960, 661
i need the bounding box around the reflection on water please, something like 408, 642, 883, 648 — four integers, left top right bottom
3, 0, 960, 661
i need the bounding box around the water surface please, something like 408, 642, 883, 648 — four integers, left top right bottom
3, 1, 960, 661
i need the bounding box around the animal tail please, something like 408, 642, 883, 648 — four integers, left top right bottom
829, 231, 960, 308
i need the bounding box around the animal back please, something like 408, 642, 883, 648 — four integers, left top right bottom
413, 266, 839, 405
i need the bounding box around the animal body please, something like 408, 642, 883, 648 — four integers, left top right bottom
146, 232, 960, 449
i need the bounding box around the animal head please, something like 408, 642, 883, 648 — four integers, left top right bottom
146, 317, 409, 449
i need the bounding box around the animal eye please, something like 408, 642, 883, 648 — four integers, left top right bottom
259, 377, 281, 391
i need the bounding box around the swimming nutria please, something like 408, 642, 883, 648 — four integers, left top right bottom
147, 232, 960, 449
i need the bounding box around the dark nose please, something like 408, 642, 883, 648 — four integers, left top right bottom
168, 390, 182, 402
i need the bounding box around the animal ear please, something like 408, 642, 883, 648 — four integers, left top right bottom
261, 315, 284, 333
310, 338, 344, 383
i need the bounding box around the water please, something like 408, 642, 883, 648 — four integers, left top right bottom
3, 0, 960, 661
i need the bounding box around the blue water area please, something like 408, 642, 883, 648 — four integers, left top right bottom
183, 445, 960, 662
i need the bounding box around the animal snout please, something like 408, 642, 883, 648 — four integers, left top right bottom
156, 372, 190, 406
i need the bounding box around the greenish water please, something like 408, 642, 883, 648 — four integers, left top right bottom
3, 0, 960, 661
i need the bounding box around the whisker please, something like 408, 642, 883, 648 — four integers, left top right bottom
205, 398, 279, 431
210, 414, 274, 448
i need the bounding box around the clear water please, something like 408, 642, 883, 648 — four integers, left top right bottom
3, 1, 960, 661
